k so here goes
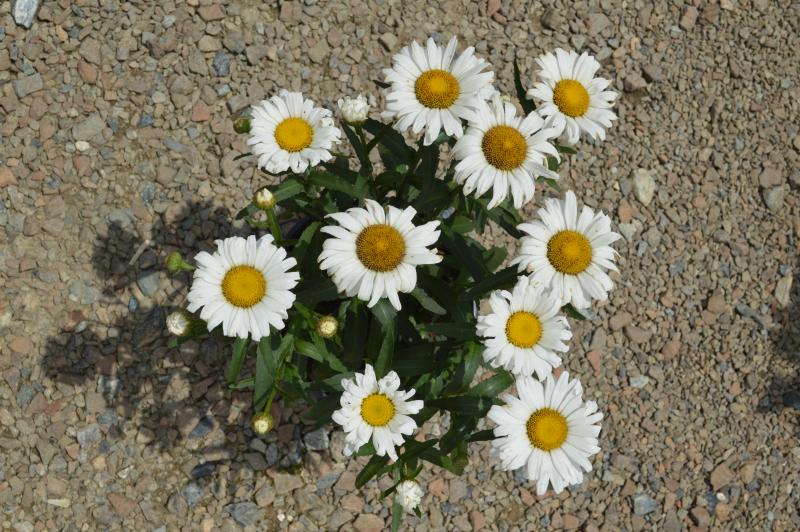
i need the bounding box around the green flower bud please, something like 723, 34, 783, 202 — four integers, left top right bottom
165, 251, 194, 274
234, 117, 252, 134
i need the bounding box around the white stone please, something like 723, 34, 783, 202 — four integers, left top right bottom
775, 275, 793, 308
632, 168, 656, 206
75, 141, 91, 152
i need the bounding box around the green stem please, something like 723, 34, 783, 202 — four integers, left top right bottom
261, 340, 293, 414
267, 209, 283, 245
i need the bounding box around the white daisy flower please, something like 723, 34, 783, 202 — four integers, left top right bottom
527, 49, 618, 144
187, 235, 300, 341
318, 199, 442, 310
488, 371, 603, 495
332, 364, 424, 461
453, 94, 560, 209
511, 191, 621, 309
396, 480, 424, 512
247, 90, 342, 174
477, 276, 572, 378
382, 36, 495, 145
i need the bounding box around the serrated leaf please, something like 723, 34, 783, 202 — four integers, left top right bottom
273, 178, 305, 201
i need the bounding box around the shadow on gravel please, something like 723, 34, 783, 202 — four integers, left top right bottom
39, 199, 257, 457
763, 261, 800, 414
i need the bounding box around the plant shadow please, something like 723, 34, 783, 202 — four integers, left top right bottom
38, 199, 305, 521
762, 260, 800, 415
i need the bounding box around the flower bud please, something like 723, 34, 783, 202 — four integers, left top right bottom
316, 315, 338, 338
254, 186, 277, 210
166, 310, 192, 337
251, 412, 275, 435
165, 251, 194, 273
337, 95, 370, 124
396, 480, 424, 512
233, 116, 251, 134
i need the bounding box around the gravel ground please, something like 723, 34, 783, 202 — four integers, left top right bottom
1, 0, 799, 530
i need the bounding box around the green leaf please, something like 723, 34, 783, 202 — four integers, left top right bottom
469, 370, 514, 397
373, 79, 391, 89
546, 156, 560, 172
342, 301, 369, 369
391, 344, 439, 377
538, 176, 560, 191
419, 322, 476, 341
370, 299, 397, 328
273, 178, 305, 201
513, 55, 536, 114
295, 338, 347, 372
398, 439, 438, 464
467, 429, 496, 442
356, 454, 391, 488
235, 204, 257, 220
309, 170, 367, 198
226, 337, 249, 386
563, 303, 588, 320
450, 215, 475, 234
444, 344, 481, 395
391, 500, 403, 532
410, 287, 446, 315
363, 118, 412, 168
427, 395, 493, 416
459, 266, 518, 302
440, 230, 489, 281
254, 336, 278, 410
300, 395, 340, 428
341, 123, 370, 170
295, 277, 340, 305
556, 144, 577, 155
228, 377, 254, 390
374, 319, 396, 379
353, 441, 376, 457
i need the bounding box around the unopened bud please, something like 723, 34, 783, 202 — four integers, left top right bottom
165, 251, 194, 273
166, 310, 192, 337
233, 116, 251, 134
254, 186, 277, 210
337, 94, 370, 124
251, 412, 275, 435
316, 315, 338, 338
396, 480, 424, 512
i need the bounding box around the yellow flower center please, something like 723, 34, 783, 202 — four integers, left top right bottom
547, 230, 593, 275
355, 224, 406, 272
505, 311, 543, 348
274, 117, 313, 152
414, 69, 460, 109
360, 393, 395, 427
526, 408, 568, 451
221, 265, 267, 308
481, 125, 528, 171
553, 79, 590, 118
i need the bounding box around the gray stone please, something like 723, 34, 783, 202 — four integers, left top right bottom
12, 0, 41, 28
16, 385, 34, 407
308, 40, 329, 64
213, 50, 230, 76
624, 72, 648, 92
629, 375, 650, 389
77, 424, 101, 448
181, 483, 203, 507
633, 493, 658, 515
136, 270, 161, 297
224, 502, 261, 527
763, 185, 787, 213
188, 416, 214, 439
12, 73, 43, 98
190, 462, 217, 479
72, 114, 105, 141
303, 428, 330, 451
632, 168, 656, 206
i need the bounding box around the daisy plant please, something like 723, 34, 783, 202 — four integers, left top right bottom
165, 37, 620, 529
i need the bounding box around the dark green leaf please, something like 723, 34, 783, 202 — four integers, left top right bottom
296, 277, 340, 305
398, 439, 438, 464
427, 395, 493, 416
469, 370, 514, 397
450, 215, 475, 234
309, 170, 367, 198
254, 336, 278, 410
440, 230, 489, 281
419, 322, 476, 341
467, 429, 496, 442
370, 299, 397, 328
459, 266, 518, 302
226, 337, 249, 386
228, 377, 254, 390
300, 395, 340, 428
538, 176, 561, 191
373, 79, 391, 89
556, 145, 577, 155
353, 441, 376, 457
513, 55, 536, 114
356, 454, 391, 488
391, 500, 403, 532
235, 204, 257, 220
443, 345, 481, 394
410, 287, 446, 315
563, 303, 588, 320
273, 178, 305, 201
374, 319, 396, 379
391, 344, 439, 377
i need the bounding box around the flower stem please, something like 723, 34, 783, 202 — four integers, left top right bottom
267, 209, 283, 246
